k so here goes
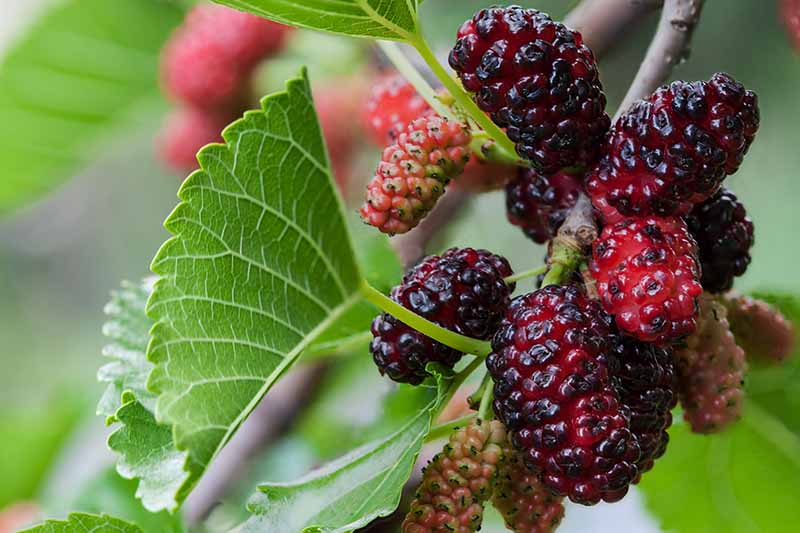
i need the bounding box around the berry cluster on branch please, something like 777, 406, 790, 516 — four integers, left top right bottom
355, 4, 796, 529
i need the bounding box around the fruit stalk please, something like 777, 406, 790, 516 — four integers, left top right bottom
541, 193, 597, 287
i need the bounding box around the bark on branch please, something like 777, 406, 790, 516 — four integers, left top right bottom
614, 0, 706, 120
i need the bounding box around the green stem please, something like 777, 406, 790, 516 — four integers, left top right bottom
360, 280, 492, 357
467, 371, 491, 410
426, 413, 477, 442
504, 265, 547, 285
477, 381, 494, 420
470, 132, 530, 168
409, 35, 518, 158
376, 41, 455, 121
541, 242, 584, 287
436, 355, 486, 421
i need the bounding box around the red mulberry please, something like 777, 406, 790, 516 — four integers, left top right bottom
586, 73, 759, 223
590, 217, 703, 345
360, 116, 472, 235
157, 107, 236, 173
403, 419, 506, 533
362, 72, 433, 145
160, 4, 291, 109
448, 6, 610, 173
371, 248, 513, 384
783, 0, 800, 51
487, 285, 640, 505
686, 188, 754, 293
674, 294, 747, 434
505, 168, 583, 244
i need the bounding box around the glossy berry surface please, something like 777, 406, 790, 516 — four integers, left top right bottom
591, 217, 703, 345
612, 337, 676, 476
403, 419, 506, 533
157, 107, 235, 173
487, 285, 640, 505
360, 116, 472, 235
160, 4, 291, 109
371, 248, 514, 384
493, 441, 565, 533
686, 188, 754, 293
587, 73, 759, 223
674, 294, 746, 434
449, 6, 609, 173
505, 168, 583, 243
362, 72, 433, 145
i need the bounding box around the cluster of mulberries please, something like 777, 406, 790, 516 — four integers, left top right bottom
157, 4, 291, 173
402, 419, 506, 533
356, 5, 791, 526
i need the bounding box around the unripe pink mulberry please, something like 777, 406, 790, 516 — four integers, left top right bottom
157, 107, 236, 173
160, 4, 291, 109
674, 294, 747, 433
360, 116, 472, 235
403, 419, 507, 533
722, 294, 795, 363
492, 441, 565, 533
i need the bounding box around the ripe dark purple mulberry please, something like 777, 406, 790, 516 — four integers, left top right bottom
686, 188, 754, 293
587, 73, 759, 223
487, 285, 639, 505
612, 337, 676, 477
505, 168, 583, 244
371, 248, 514, 384
449, 6, 610, 173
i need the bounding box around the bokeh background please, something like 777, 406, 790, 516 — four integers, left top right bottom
0, 0, 797, 531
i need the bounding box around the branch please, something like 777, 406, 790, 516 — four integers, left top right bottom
565, 0, 663, 55
390, 189, 470, 270
182, 364, 328, 525
614, 0, 706, 119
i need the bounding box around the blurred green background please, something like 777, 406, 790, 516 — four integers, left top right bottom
0, 0, 797, 531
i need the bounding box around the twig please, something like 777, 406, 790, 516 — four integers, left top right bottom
565, 0, 663, 55
555, 193, 598, 251
614, 0, 706, 120
390, 189, 469, 271
182, 364, 328, 525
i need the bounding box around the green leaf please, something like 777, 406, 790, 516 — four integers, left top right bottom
0, 0, 183, 214
640, 290, 800, 532
19, 513, 143, 533
107, 394, 195, 514
56, 467, 183, 533
141, 69, 362, 510
240, 372, 450, 533
97, 279, 157, 418
213, 0, 421, 41
305, 219, 401, 358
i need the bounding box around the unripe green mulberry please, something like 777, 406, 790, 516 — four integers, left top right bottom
674, 294, 747, 433
492, 441, 564, 533
403, 419, 506, 533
